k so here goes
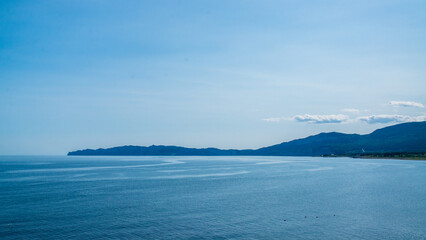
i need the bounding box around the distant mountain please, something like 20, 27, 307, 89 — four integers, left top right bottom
256, 121, 426, 156
68, 145, 248, 156
68, 121, 426, 156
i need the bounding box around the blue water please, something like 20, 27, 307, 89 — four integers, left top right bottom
0, 156, 425, 239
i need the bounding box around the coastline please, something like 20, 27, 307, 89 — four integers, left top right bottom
352, 156, 426, 161
322, 153, 426, 161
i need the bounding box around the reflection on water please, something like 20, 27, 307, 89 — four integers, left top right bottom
0, 155, 425, 239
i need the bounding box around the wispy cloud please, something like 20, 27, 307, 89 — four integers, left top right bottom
262, 117, 284, 122
358, 114, 426, 124
390, 101, 424, 108
265, 112, 426, 125
342, 108, 360, 114
293, 114, 349, 124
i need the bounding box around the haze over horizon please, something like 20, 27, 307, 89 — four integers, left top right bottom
1, 1, 426, 155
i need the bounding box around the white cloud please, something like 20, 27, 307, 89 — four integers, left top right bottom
262, 117, 292, 122
342, 108, 360, 114
358, 114, 426, 124
390, 101, 424, 108
262, 117, 283, 122
293, 114, 349, 124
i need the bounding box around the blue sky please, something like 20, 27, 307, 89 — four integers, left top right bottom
1, 0, 425, 154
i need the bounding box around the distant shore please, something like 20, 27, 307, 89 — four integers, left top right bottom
354, 156, 426, 161
323, 153, 426, 161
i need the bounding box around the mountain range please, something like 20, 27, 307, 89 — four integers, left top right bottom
68, 121, 426, 156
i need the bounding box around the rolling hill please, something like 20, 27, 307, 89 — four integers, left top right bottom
68, 121, 426, 156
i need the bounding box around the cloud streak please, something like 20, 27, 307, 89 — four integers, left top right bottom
262, 117, 284, 122
293, 114, 349, 124
264, 112, 426, 125
342, 108, 360, 114
358, 114, 426, 124
390, 101, 424, 108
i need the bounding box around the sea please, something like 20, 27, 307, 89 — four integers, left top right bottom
0, 155, 425, 239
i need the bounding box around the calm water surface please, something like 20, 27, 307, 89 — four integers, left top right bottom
0, 156, 425, 239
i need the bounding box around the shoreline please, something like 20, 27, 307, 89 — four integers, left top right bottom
65, 154, 426, 161
322, 153, 426, 161
352, 156, 426, 161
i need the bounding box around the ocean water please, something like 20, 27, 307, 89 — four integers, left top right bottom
0, 156, 425, 239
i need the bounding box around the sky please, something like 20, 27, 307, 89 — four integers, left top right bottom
1, 0, 425, 155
